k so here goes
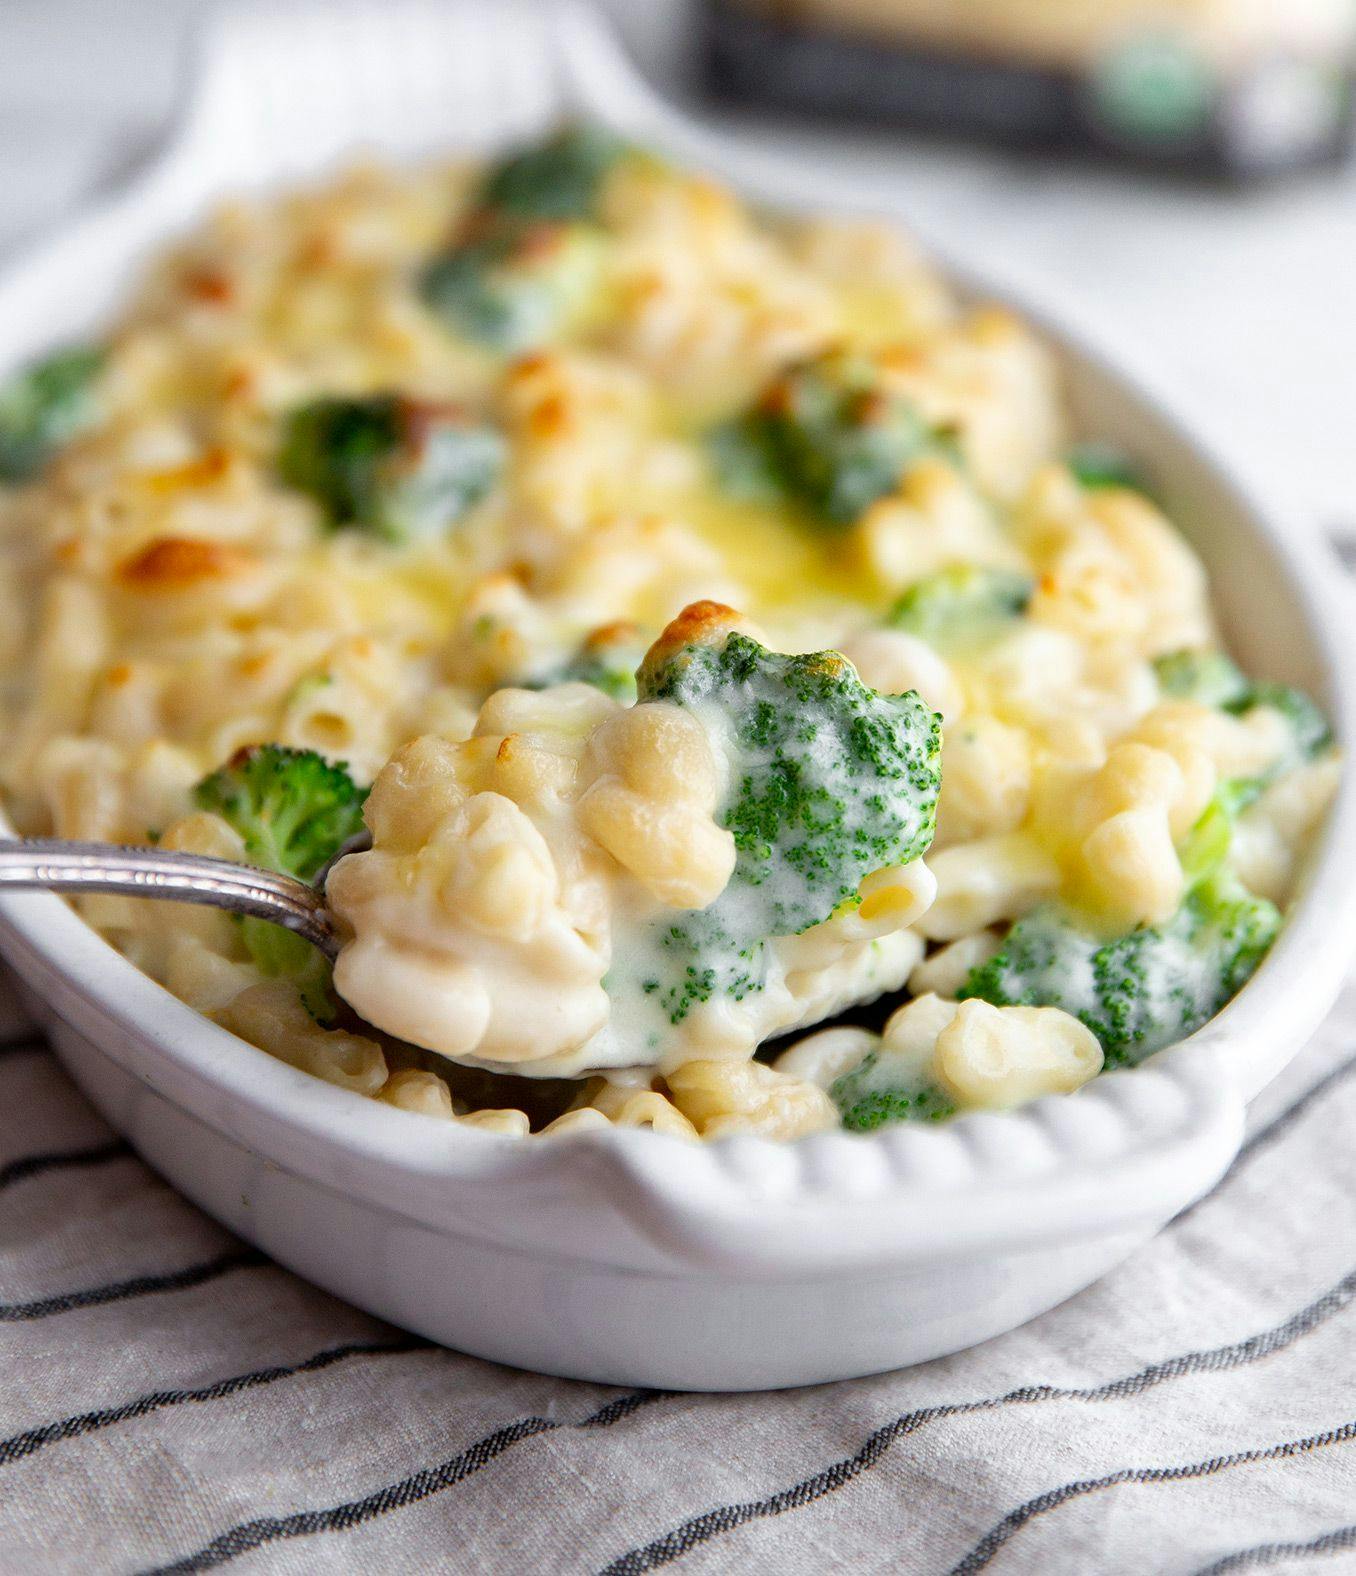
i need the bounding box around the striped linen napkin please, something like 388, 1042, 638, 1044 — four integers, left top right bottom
1, 964, 1354, 1575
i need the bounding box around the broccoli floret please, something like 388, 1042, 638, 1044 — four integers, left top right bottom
419, 125, 629, 352
1067, 441, 1151, 496
628, 610, 942, 1025
888, 566, 1034, 651
1154, 650, 1333, 780
0, 345, 105, 482
477, 124, 632, 222
1177, 794, 1235, 887
640, 622, 942, 934
525, 624, 646, 705
960, 876, 1281, 1068
238, 916, 340, 1023
193, 744, 368, 882
1238, 682, 1332, 761
1154, 649, 1332, 758
279, 395, 504, 541
420, 221, 602, 353
709, 354, 945, 527
830, 1051, 956, 1132
1153, 649, 1251, 709
193, 745, 369, 1023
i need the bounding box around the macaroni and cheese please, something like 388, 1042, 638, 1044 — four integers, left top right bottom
0, 127, 1336, 1140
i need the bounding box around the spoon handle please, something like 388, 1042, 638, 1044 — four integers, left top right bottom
0, 839, 339, 958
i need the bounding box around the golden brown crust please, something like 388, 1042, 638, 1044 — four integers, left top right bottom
116, 537, 260, 589
138, 449, 234, 496
581, 619, 642, 655
641, 600, 744, 674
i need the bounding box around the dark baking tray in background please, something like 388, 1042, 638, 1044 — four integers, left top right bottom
700, 2, 1356, 182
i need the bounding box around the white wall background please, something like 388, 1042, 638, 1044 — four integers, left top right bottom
0, 0, 1350, 534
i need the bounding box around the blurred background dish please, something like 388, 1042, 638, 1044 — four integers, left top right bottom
704, 0, 1356, 179
2, 0, 1350, 557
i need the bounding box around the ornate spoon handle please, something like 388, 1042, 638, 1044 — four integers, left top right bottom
0, 839, 339, 958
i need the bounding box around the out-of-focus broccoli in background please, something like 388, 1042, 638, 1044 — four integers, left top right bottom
888, 565, 1034, 651
525, 623, 647, 705
279, 394, 505, 542
477, 123, 633, 223
420, 125, 631, 353
709, 353, 948, 527
192, 745, 369, 1019
630, 608, 942, 1026
1066, 441, 1152, 496
1154, 648, 1333, 812
0, 345, 105, 482
1244, 682, 1334, 762
1153, 648, 1252, 709
420, 222, 603, 354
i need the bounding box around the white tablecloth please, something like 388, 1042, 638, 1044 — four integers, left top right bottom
1, 966, 1354, 1574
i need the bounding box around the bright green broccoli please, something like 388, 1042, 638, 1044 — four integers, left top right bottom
419, 220, 602, 353
888, 566, 1034, 651
640, 622, 942, 935
0, 345, 105, 482
1067, 441, 1151, 496
525, 624, 646, 704
193, 744, 369, 1022
193, 743, 368, 881
625, 612, 943, 1027
240, 917, 338, 1021
959, 875, 1281, 1068
1176, 793, 1236, 886
709, 354, 947, 527
279, 395, 505, 542
830, 1051, 956, 1132
477, 124, 632, 222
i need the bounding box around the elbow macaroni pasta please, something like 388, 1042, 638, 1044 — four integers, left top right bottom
0, 135, 1336, 1141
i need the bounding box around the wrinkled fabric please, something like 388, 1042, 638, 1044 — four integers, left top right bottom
0, 966, 1353, 1576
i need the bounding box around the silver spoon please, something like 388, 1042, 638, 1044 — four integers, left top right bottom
0, 835, 371, 959
0, 837, 875, 1071
0, 837, 675, 1078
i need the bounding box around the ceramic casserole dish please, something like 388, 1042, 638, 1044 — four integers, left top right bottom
0, 1, 1351, 1388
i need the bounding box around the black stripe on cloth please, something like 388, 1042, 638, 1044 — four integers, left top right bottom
597, 1267, 1356, 1576
0, 1138, 130, 1193
0, 1340, 427, 1468
1174, 1046, 1356, 1228
145, 1389, 672, 1574
0, 1248, 265, 1323
1193, 1522, 1356, 1574
1238, 1050, 1356, 1162
948, 1420, 1356, 1576
1329, 533, 1356, 573
0, 1035, 48, 1061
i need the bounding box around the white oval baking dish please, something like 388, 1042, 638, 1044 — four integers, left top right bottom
0, 1, 1351, 1389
